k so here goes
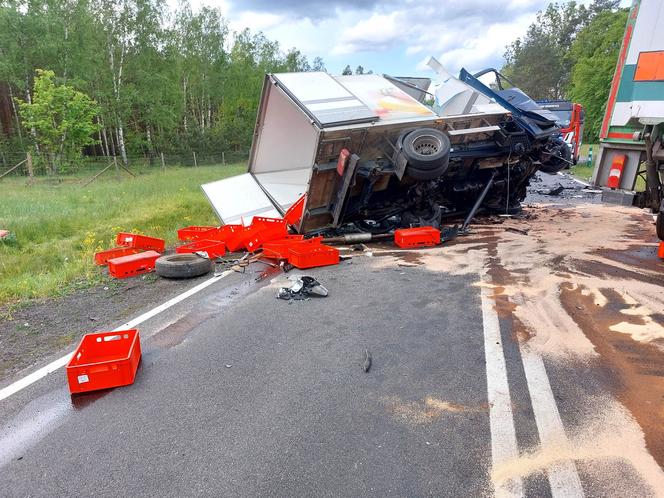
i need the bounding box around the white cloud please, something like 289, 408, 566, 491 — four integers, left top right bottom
195, 0, 584, 75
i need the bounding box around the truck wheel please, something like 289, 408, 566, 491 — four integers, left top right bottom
402, 128, 451, 171
539, 138, 572, 174
406, 162, 448, 181
657, 211, 664, 240
155, 254, 212, 279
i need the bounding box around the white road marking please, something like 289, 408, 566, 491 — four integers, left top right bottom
479, 273, 524, 497
0, 271, 233, 402
557, 171, 591, 187
519, 346, 584, 497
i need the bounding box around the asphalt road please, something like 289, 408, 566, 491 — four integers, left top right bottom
0, 217, 662, 497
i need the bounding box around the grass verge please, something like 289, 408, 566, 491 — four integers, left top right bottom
0, 163, 245, 305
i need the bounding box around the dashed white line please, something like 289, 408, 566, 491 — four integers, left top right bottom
519, 346, 584, 497
479, 273, 524, 497
0, 271, 233, 402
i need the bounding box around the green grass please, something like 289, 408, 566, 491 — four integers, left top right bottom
0, 163, 245, 305
569, 143, 597, 182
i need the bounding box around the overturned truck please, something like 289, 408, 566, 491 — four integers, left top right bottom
203, 59, 568, 234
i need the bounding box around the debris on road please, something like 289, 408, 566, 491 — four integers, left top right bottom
363, 349, 372, 373
66, 329, 141, 394
537, 183, 565, 196
108, 250, 161, 279
277, 275, 328, 301
394, 226, 440, 248
155, 253, 212, 279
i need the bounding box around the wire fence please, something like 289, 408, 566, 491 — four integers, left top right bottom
0, 150, 250, 180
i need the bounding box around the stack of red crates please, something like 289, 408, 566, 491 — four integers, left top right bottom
94, 232, 166, 279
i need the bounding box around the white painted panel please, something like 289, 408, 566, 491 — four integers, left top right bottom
254, 168, 311, 212
202, 173, 280, 225
251, 84, 320, 175
627, 0, 664, 64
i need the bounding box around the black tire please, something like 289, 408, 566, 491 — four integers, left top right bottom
402, 128, 451, 171
155, 254, 212, 279
657, 211, 664, 240
539, 138, 572, 174
405, 162, 448, 181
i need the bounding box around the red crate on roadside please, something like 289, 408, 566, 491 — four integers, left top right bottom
283, 194, 307, 226
108, 250, 161, 278
394, 227, 440, 248
177, 226, 218, 241
94, 246, 142, 266
66, 329, 141, 394
288, 243, 339, 269
116, 232, 165, 252
176, 239, 226, 258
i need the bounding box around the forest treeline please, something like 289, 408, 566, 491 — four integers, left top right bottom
0, 0, 629, 172
0, 0, 324, 170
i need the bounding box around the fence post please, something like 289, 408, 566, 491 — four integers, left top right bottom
193, 151, 198, 168
26, 151, 34, 182
160, 152, 165, 172
222, 151, 226, 166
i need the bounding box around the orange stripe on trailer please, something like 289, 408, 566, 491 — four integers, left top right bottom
607, 132, 635, 140
600, 21, 635, 139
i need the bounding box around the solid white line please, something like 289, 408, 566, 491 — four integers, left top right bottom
520, 346, 584, 497
0, 271, 233, 402
479, 274, 524, 498
557, 171, 591, 187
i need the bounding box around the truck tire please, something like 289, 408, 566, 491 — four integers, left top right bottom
402, 128, 451, 171
657, 211, 664, 240
155, 254, 212, 279
406, 162, 448, 181
539, 138, 571, 174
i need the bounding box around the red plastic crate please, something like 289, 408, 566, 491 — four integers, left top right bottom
94, 246, 142, 266
243, 217, 289, 252
116, 232, 165, 252
283, 194, 307, 226
262, 235, 317, 259
394, 227, 440, 248
108, 250, 161, 278
288, 243, 339, 269
176, 239, 226, 258
66, 329, 141, 394
177, 226, 218, 241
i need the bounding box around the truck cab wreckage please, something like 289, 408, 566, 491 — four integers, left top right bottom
203, 57, 569, 234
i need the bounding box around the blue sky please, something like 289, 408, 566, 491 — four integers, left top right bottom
194, 0, 632, 77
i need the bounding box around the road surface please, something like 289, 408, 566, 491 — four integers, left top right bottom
0, 201, 663, 497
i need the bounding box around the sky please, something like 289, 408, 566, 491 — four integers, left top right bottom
191, 0, 632, 78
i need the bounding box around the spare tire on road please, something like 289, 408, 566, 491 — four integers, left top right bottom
155, 253, 212, 279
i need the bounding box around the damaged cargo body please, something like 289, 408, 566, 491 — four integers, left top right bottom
203, 67, 565, 233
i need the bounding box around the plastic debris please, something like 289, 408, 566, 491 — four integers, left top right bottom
277, 275, 328, 301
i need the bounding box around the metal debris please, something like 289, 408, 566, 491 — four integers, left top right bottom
277, 275, 329, 301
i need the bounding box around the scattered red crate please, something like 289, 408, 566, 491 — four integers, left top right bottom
177, 226, 218, 241
176, 239, 226, 258
262, 235, 318, 259
116, 232, 165, 252
288, 243, 339, 269
659, 241, 664, 259
283, 194, 307, 226
66, 329, 141, 394
243, 217, 289, 252
108, 250, 161, 278
94, 246, 142, 266
394, 227, 440, 248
